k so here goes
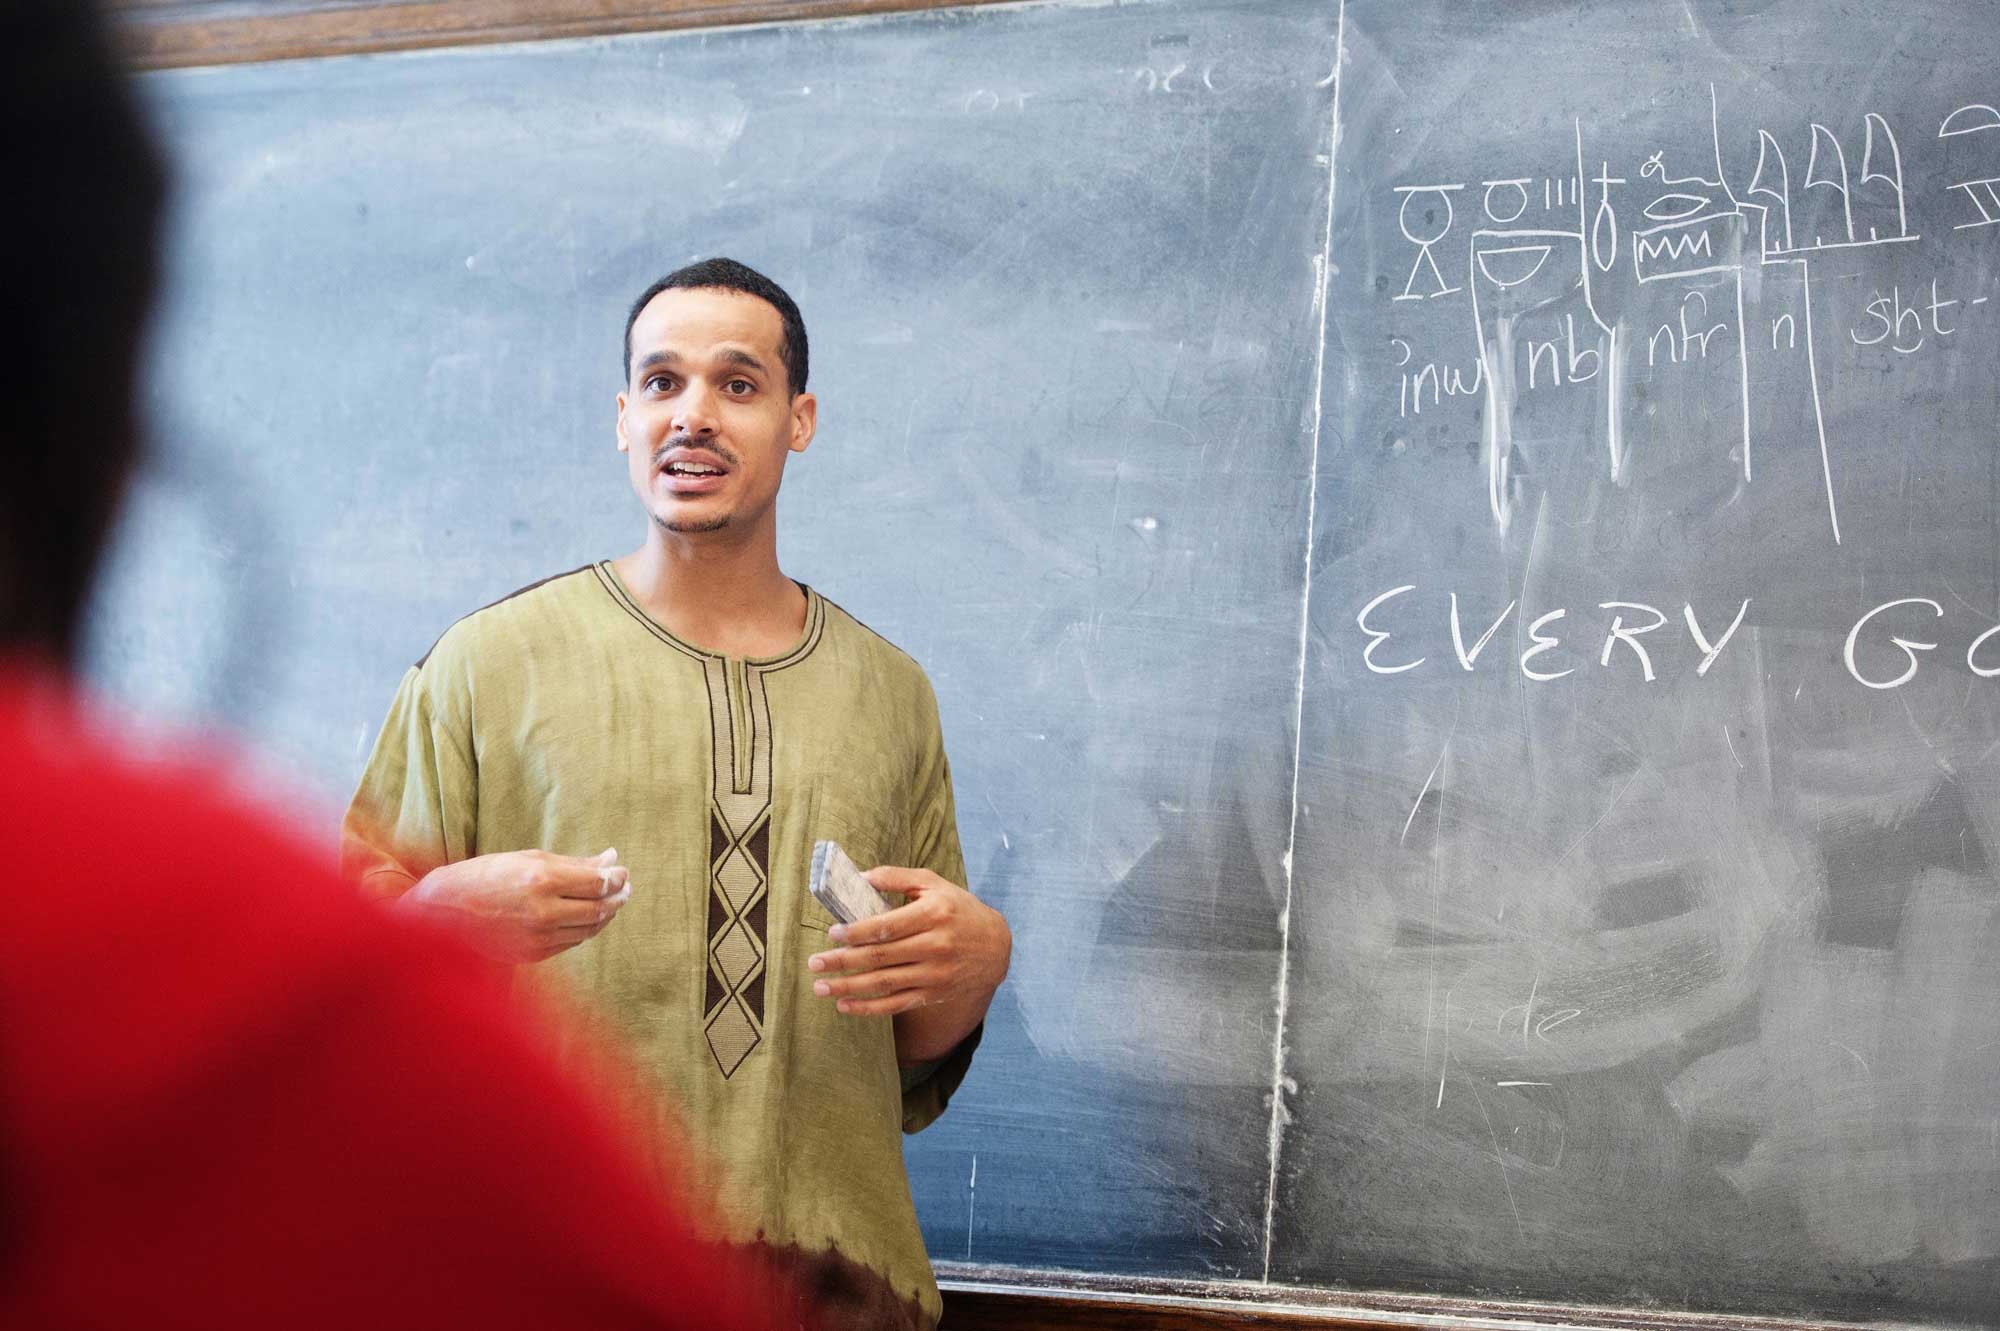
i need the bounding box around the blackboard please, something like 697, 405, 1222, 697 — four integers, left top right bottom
89, 0, 2000, 1326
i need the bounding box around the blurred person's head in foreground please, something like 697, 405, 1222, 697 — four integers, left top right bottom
0, 0, 166, 668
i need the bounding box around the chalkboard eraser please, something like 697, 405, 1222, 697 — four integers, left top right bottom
809, 839, 890, 927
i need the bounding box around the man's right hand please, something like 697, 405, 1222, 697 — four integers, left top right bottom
397, 848, 632, 964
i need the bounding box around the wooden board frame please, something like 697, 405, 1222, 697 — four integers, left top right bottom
108, 0, 1018, 68
937, 1267, 1889, 1331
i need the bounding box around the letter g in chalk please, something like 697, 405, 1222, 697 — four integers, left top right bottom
1357, 585, 1425, 675
1843, 598, 1943, 690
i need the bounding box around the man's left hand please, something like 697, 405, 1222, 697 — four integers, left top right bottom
806, 866, 1010, 1017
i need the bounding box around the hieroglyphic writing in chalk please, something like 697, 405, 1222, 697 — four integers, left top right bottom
1374, 86, 2000, 550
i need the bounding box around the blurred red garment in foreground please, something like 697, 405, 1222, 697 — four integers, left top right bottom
0, 663, 796, 1330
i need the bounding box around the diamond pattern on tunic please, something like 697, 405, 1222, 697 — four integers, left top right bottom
716, 845, 762, 911
705, 996, 760, 1078
713, 919, 761, 990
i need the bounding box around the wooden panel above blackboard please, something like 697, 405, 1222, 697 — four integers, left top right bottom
106, 0, 1011, 68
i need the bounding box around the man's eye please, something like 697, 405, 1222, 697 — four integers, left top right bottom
725, 379, 754, 395
647, 375, 676, 393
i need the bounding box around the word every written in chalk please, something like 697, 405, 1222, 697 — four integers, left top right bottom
1354, 588, 2000, 691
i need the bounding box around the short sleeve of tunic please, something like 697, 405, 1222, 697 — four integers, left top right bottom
898, 676, 983, 1135
341, 653, 478, 898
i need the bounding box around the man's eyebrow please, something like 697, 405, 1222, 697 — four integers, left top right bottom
718, 347, 770, 374
632, 348, 770, 375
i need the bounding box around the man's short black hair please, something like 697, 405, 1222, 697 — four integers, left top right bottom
0, 0, 168, 665
623, 258, 809, 396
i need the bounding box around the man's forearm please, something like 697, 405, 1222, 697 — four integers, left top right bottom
369, 850, 633, 965
893, 984, 993, 1065
373, 859, 459, 910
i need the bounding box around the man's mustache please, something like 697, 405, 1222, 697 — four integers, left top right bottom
652, 435, 740, 468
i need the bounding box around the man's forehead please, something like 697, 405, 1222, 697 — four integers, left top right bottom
632, 286, 784, 358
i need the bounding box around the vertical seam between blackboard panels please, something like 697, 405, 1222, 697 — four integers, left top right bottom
1261, 0, 1345, 1286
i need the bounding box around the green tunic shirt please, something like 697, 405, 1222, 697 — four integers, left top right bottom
342, 563, 975, 1329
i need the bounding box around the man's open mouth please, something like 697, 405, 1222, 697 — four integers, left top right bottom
656, 448, 733, 492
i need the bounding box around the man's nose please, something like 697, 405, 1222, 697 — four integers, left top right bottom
671, 380, 720, 438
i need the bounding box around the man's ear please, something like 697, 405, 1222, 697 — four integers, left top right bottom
789, 392, 818, 455
615, 390, 630, 453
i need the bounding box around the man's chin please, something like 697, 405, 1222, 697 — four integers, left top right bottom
657, 509, 731, 535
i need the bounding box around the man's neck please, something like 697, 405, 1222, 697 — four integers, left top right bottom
612, 525, 807, 659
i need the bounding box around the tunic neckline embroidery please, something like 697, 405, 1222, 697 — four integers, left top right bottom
590, 562, 823, 669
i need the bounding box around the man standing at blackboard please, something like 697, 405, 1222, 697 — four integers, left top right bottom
342, 259, 1011, 1331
